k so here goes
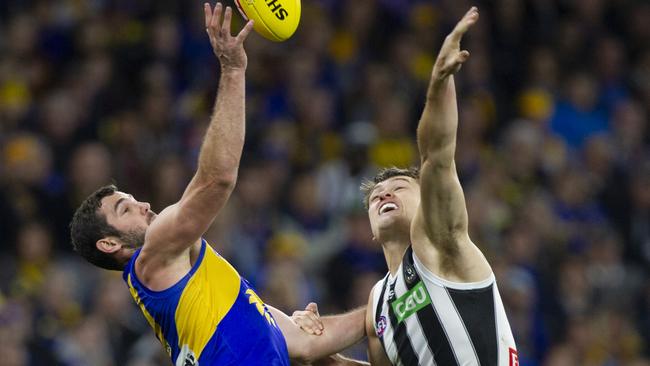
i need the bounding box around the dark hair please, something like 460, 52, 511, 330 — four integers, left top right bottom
360, 166, 420, 209
70, 184, 124, 271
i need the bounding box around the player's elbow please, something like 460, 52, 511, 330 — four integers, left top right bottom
420, 151, 454, 171
196, 169, 238, 193
213, 174, 237, 192
290, 338, 320, 364
419, 137, 455, 164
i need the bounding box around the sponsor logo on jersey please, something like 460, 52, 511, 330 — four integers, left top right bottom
376, 315, 387, 338
390, 281, 431, 323
509, 347, 519, 366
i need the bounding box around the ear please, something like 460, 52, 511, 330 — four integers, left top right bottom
96, 237, 122, 254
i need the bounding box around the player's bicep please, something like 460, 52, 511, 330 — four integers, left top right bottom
365, 290, 391, 366
367, 336, 391, 366
413, 158, 469, 252
145, 173, 235, 255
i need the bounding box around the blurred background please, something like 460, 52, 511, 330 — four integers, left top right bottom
0, 0, 648, 365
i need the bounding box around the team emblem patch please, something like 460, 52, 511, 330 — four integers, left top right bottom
405, 265, 416, 284
376, 316, 387, 338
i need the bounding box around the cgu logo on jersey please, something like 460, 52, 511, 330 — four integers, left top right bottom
176, 345, 198, 366
390, 281, 431, 324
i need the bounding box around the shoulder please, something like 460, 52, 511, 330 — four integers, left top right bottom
367, 275, 389, 316
370, 275, 388, 299
135, 239, 202, 292
411, 242, 494, 285
366, 285, 378, 335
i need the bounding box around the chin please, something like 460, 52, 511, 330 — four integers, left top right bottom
376, 215, 409, 234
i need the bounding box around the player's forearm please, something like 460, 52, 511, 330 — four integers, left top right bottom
303, 307, 366, 362
417, 75, 458, 165
196, 68, 246, 185
312, 354, 370, 366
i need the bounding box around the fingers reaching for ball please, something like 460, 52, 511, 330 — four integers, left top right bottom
203, 2, 253, 70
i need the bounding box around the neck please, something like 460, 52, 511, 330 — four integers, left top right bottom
381, 239, 410, 276
117, 247, 137, 268
375, 223, 411, 275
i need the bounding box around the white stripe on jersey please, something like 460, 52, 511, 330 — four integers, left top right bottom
422, 280, 479, 365
392, 269, 436, 365
493, 283, 517, 365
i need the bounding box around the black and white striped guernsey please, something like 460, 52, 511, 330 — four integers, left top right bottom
371, 247, 518, 366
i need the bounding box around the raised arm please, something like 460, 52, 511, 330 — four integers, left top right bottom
410, 8, 491, 280
144, 4, 254, 258
268, 305, 367, 364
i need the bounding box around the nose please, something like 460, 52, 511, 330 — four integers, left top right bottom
379, 191, 393, 200
139, 201, 151, 213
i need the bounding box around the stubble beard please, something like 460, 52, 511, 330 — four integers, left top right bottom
119, 228, 146, 249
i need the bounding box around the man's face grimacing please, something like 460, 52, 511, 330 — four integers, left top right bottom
97, 191, 157, 254
367, 176, 421, 241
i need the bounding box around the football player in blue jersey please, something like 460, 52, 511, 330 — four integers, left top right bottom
70, 3, 364, 365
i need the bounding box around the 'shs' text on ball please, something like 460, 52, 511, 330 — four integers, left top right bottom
266, 0, 288, 20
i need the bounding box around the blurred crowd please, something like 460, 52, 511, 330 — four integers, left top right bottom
0, 0, 649, 365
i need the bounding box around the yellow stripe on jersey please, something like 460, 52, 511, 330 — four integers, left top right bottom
127, 274, 172, 356
174, 246, 241, 359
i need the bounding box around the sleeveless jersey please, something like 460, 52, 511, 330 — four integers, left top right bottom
123, 239, 290, 366
371, 247, 518, 366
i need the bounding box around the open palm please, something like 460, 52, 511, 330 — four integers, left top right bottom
432, 7, 479, 82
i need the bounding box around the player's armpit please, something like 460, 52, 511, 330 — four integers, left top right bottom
411, 158, 469, 255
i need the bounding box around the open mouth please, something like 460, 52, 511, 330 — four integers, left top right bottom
379, 203, 398, 215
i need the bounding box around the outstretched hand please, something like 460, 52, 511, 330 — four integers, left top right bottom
292, 302, 324, 336
432, 7, 479, 83
204, 2, 254, 71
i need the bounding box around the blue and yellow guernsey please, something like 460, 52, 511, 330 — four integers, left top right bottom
123, 239, 290, 366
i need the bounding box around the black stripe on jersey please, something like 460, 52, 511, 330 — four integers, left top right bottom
447, 284, 498, 366
403, 247, 459, 366
387, 277, 420, 366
